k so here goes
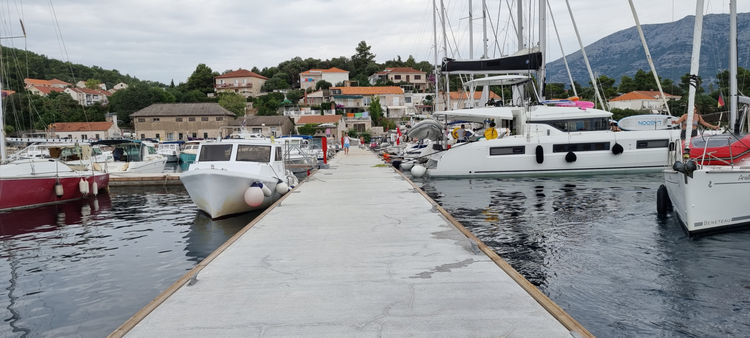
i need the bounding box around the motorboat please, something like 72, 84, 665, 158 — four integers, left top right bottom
0, 158, 109, 211
92, 140, 167, 173
416, 104, 681, 177
157, 141, 183, 163
180, 138, 298, 219
179, 141, 201, 165
660, 0, 750, 235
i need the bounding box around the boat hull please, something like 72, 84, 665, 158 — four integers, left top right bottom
427, 129, 680, 177
0, 173, 109, 211
663, 167, 750, 234
180, 169, 280, 219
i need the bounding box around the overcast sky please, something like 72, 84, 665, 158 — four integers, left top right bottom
1, 0, 747, 84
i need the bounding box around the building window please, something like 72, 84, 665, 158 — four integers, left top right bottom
152, 117, 160, 122
155, 133, 160, 139
201, 117, 209, 121
179, 133, 183, 140
394, 75, 401, 80
176, 117, 183, 122
216, 117, 223, 121
141, 134, 145, 139
95, 134, 100, 139
68, 134, 72, 139
203, 132, 208, 139
415, 75, 421, 80
252, 128, 262, 133
189, 117, 196, 121
405, 97, 412, 103
192, 132, 197, 138
138, 118, 145, 122
82, 134, 88, 140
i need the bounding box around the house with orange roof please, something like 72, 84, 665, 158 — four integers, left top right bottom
608, 90, 681, 111
439, 90, 502, 110
368, 67, 428, 92
48, 121, 121, 141
295, 114, 347, 138
330, 86, 407, 119
299, 67, 350, 91
24, 78, 72, 89
64, 87, 112, 106
1, 90, 15, 98
215, 69, 268, 98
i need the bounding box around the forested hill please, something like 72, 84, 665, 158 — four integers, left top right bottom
0, 46, 150, 91
546, 13, 750, 88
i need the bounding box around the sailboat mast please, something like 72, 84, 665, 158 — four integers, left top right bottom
433, 0, 439, 112
684, 0, 705, 154
538, 0, 546, 101
469, 0, 473, 59
441, 0, 450, 110
517, 0, 524, 51
628, 0, 671, 116
730, 0, 738, 133
565, 0, 606, 110
482, 0, 488, 59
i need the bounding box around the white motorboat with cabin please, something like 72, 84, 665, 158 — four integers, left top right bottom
92, 140, 167, 173
157, 141, 183, 163
659, 0, 750, 235
180, 138, 298, 219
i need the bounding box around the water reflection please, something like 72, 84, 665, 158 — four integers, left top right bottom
0, 187, 257, 337
421, 173, 750, 337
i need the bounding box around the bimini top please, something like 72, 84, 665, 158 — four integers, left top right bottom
464, 75, 530, 87
434, 107, 515, 121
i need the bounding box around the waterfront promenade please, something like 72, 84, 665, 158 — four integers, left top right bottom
113, 146, 587, 337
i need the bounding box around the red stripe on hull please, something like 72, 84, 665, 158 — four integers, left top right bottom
0, 173, 109, 211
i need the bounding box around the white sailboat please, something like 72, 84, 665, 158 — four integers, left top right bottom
411, 1, 681, 178
659, 0, 750, 235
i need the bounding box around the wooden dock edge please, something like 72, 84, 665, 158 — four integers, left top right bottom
107, 169, 318, 338
109, 175, 182, 186
394, 168, 594, 338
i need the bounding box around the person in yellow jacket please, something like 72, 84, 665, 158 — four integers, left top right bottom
484, 121, 499, 140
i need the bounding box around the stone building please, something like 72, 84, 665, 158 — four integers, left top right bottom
227, 116, 295, 137
131, 103, 236, 140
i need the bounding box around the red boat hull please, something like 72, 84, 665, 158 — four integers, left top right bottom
0, 173, 109, 211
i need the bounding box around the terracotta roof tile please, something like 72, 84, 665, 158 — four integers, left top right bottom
216, 69, 268, 80
49, 121, 113, 132
30, 86, 65, 95
24, 78, 72, 87
331, 86, 404, 95
300, 67, 349, 75
296, 115, 342, 124
610, 90, 679, 102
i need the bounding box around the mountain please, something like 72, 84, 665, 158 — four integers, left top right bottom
546, 13, 750, 90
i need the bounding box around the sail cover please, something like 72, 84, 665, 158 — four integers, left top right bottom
441, 52, 543, 74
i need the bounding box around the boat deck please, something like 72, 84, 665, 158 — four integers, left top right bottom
112, 147, 589, 337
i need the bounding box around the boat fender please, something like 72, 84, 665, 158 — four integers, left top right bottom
275, 181, 290, 195
535, 145, 544, 164
79, 179, 89, 195
392, 160, 402, 170
401, 161, 414, 171
55, 181, 64, 198
565, 151, 577, 163
656, 184, 673, 215
612, 143, 623, 155
92, 181, 98, 196
411, 164, 427, 178
254, 182, 272, 197
244, 185, 265, 207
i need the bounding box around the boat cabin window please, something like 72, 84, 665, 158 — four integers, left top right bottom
533, 118, 609, 132
92, 147, 102, 156
275, 146, 282, 162
199, 144, 233, 161
489, 146, 525, 156
636, 139, 669, 149
553, 142, 610, 152
236, 145, 271, 162
691, 135, 734, 148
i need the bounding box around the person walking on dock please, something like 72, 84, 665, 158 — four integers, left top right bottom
344, 135, 350, 155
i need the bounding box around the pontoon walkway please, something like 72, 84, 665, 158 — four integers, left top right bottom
112, 146, 590, 337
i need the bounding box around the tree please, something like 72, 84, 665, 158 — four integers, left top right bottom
316, 80, 332, 90
85, 79, 102, 89
545, 83, 567, 99
109, 83, 174, 126
297, 123, 318, 135
254, 92, 285, 115
369, 95, 383, 126
285, 89, 303, 104
351, 41, 376, 78
218, 92, 247, 117
185, 64, 216, 94
261, 72, 291, 92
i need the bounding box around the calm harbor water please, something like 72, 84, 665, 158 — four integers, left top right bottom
0, 186, 258, 337
419, 173, 750, 337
